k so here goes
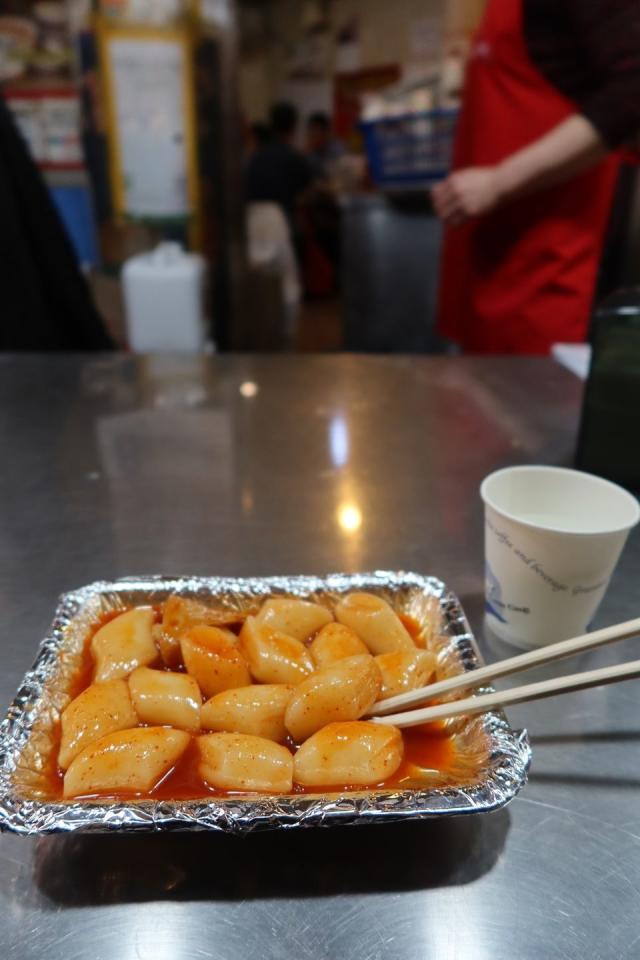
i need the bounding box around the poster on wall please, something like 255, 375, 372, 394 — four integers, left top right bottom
99, 0, 184, 25
99, 25, 198, 220
0, 6, 75, 81
1, 7, 85, 170
7, 89, 83, 168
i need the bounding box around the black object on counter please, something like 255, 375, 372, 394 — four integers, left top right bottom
576, 288, 640, 491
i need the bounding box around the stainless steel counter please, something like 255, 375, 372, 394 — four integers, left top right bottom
1, 354, 638, 960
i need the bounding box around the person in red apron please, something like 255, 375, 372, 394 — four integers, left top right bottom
434, 0, 640, 354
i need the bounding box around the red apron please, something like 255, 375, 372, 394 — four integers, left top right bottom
437, 0, 621, 354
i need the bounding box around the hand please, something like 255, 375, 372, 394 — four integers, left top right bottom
432, 167, 503, 226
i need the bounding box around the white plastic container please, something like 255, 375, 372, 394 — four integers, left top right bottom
122, 242, 208, 353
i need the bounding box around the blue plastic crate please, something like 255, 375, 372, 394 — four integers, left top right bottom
361, 108, 458, 190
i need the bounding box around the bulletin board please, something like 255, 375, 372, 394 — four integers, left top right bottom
97, 21, 199, 223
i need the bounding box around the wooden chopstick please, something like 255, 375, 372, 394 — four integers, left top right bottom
371, 656, 640, 728
369, 616, 640, 717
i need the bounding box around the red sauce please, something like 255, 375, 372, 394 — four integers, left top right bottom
69, 629, 99, 695
153, 739, 210, 800
46, 606, 461, 802
398, 613, 422, 643
386, 722, 455, 787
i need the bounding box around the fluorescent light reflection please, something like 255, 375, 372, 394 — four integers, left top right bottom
329, 414, 349, 467
239, 381, 259, 398
337, 502, 362, 533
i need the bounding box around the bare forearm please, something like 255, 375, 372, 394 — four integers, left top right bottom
495, 115, 608, 202
432, 114, 611, 225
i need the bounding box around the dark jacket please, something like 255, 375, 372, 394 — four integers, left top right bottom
0, 97, 113, 351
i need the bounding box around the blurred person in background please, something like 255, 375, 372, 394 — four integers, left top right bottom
303, 111, 346, 293
246, 101, 312, 253
306, 112, 345, 182
433, 0, 640, 355
247, 122, 271, 155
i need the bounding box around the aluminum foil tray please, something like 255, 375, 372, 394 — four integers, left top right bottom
0, 572, 531, 835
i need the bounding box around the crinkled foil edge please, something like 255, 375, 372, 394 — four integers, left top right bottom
0, 572, 531, 835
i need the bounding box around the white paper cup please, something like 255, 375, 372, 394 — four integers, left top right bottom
480, 466, 639, 649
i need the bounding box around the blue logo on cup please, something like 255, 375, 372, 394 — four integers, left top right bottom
485, 562, 508, 623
